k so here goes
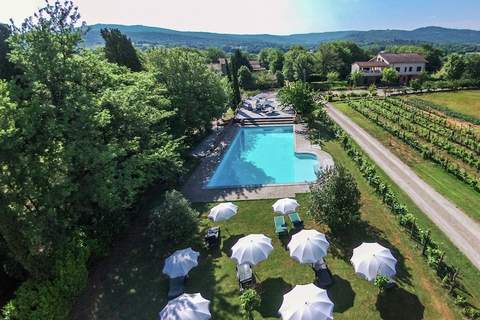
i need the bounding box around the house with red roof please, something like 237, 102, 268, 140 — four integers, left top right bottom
352, 52, 428, 85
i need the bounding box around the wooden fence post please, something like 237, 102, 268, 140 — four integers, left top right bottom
422, 230, 431, 256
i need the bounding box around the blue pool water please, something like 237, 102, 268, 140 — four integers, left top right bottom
206, 126, 319, 188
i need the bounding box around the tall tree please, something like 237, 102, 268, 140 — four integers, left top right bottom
204, 47, 226, 63
230, 49, 242, 105
0, 24, 16, 80
440, 53, 466, 80
308, 165, 361, 233
101, 28, 142, 72
464, 54, 480, 80
277, 81, 315, 117
283, 46, 315, 82
316, 41, 367, 79
381, 67, 399, 86
144, 47, 230, 139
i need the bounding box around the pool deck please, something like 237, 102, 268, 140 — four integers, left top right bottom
181, 122, 333, 203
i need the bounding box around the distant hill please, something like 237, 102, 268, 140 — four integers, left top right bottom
84, 24, 480, 51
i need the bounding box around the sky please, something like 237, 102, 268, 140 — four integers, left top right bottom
2, 0, 480, 35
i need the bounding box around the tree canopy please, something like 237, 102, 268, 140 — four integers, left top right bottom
283, 46, 315, 82
101, 28, 142, 71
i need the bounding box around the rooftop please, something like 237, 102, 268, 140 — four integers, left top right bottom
378, 53, 428, 64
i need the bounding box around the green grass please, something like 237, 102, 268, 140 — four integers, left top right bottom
331, 102, 480, 309
334, 102, 480, 223
410, 90, 480, 119
72, 138, 462, 320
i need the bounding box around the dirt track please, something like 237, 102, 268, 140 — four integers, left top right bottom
326, 103, 480, 270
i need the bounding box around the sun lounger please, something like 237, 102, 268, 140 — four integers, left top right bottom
274, 216, 288, 236
288, 212, 304, 229
312, 262, 334, 289
236, 263, 255, 291
168, 276, 186, 299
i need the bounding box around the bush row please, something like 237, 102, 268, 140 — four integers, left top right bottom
346, 99, 480, 192
352, 99, 480, 169
406, 97, 480, 126
309, 111, 480, 319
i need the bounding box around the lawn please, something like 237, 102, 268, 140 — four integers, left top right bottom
409, 90, 480, 119
333, 102, 480, 223
71, 139, 460, 319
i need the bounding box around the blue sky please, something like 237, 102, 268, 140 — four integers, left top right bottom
2, 0, 479, 34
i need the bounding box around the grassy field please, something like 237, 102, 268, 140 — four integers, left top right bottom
71, 138, 462, 320
333, 102, 480, 223
410, 90, 480, 119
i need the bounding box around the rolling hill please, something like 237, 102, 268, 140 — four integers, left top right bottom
84, 24, 480, 51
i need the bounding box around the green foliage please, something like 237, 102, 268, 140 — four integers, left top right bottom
350, 70, 362, 87
368, 84, 377, 96
374, 275, 389, 293
410, 79, 422, 91
238, 65, 255, 90
0, 24, 16, 80
308, 165, 361, 233
258, 48, 284, 73
381, 67, 399, 86
204, 47, 226, 63
230, 49, 243, 105
147, 190, 199, 250
278, 81, 315, 116
2, 234, 90, 320
282, 46, 314, 82
239, 289, 261, 319
275, 70, 285, 87
144, 47, 229, 139
327, 71, 340, 82
464, 53, 480, 80
101, 28, 142, 71
440, 53, 466, 80
316, 41, 368, 79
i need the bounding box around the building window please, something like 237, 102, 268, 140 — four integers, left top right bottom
396, 67, 400, 72
404, 67, 407, 72
417, 66, 422, 72
409, 67, 413, 72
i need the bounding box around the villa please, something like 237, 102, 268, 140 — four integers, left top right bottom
351, 52, 428, 85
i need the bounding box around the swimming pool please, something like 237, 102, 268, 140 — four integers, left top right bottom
206, 126, 319, 188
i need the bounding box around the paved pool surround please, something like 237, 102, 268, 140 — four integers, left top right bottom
181, 123, 333, 202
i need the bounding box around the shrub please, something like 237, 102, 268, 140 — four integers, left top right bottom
240, 289, 261, 319
275, 70, 285, 87
374, 275, 390, 293
309, 165, 361, 233
2, 235, 90, 320
148, 190, 199, 250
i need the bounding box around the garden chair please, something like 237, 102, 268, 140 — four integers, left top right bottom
288, 212, 304, 230
274, 216, 288, 236
168, 276, 186, 299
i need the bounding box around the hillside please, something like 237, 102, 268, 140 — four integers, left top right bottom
85, 24, 480, 50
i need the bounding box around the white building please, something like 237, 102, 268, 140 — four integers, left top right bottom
352, 53, 428, 85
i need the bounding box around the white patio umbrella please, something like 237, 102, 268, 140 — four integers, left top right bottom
272, 198, 299, 215
159, 293, 211, 320
287, 230, 330, 264
279, 283, 334, 320
163, 248, 200, 279
231, 234, 273, 266
350, 242, 397, 281
208, 202, 238, 222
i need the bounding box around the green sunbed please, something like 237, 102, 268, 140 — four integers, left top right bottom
288, 212, 304, 229
274, 216, 288, 236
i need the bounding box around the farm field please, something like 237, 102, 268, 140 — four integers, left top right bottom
333, 99, 480, 223
70, 138, 461, 320
409, 90, 480, 120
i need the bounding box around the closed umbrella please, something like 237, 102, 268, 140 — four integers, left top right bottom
273, 198, 299, 215
279, 283, 334, 320
350, 242, 397, 281
163, 248, 200, 279
208, 202, 238, 222
159, 293, 211, 320
287, 230, 330, 264
231, 234, 273, 266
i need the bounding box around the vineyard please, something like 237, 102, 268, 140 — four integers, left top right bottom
346, 97, 480, 192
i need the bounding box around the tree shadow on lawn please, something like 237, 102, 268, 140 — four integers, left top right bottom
221, 234, 246, 257
376, 287, 425, 320
327, 275, 355, 313
257, 277, 293, 318
328, 220, 412, 286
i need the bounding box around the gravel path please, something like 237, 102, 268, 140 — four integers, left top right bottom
326, 103, 480, 270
